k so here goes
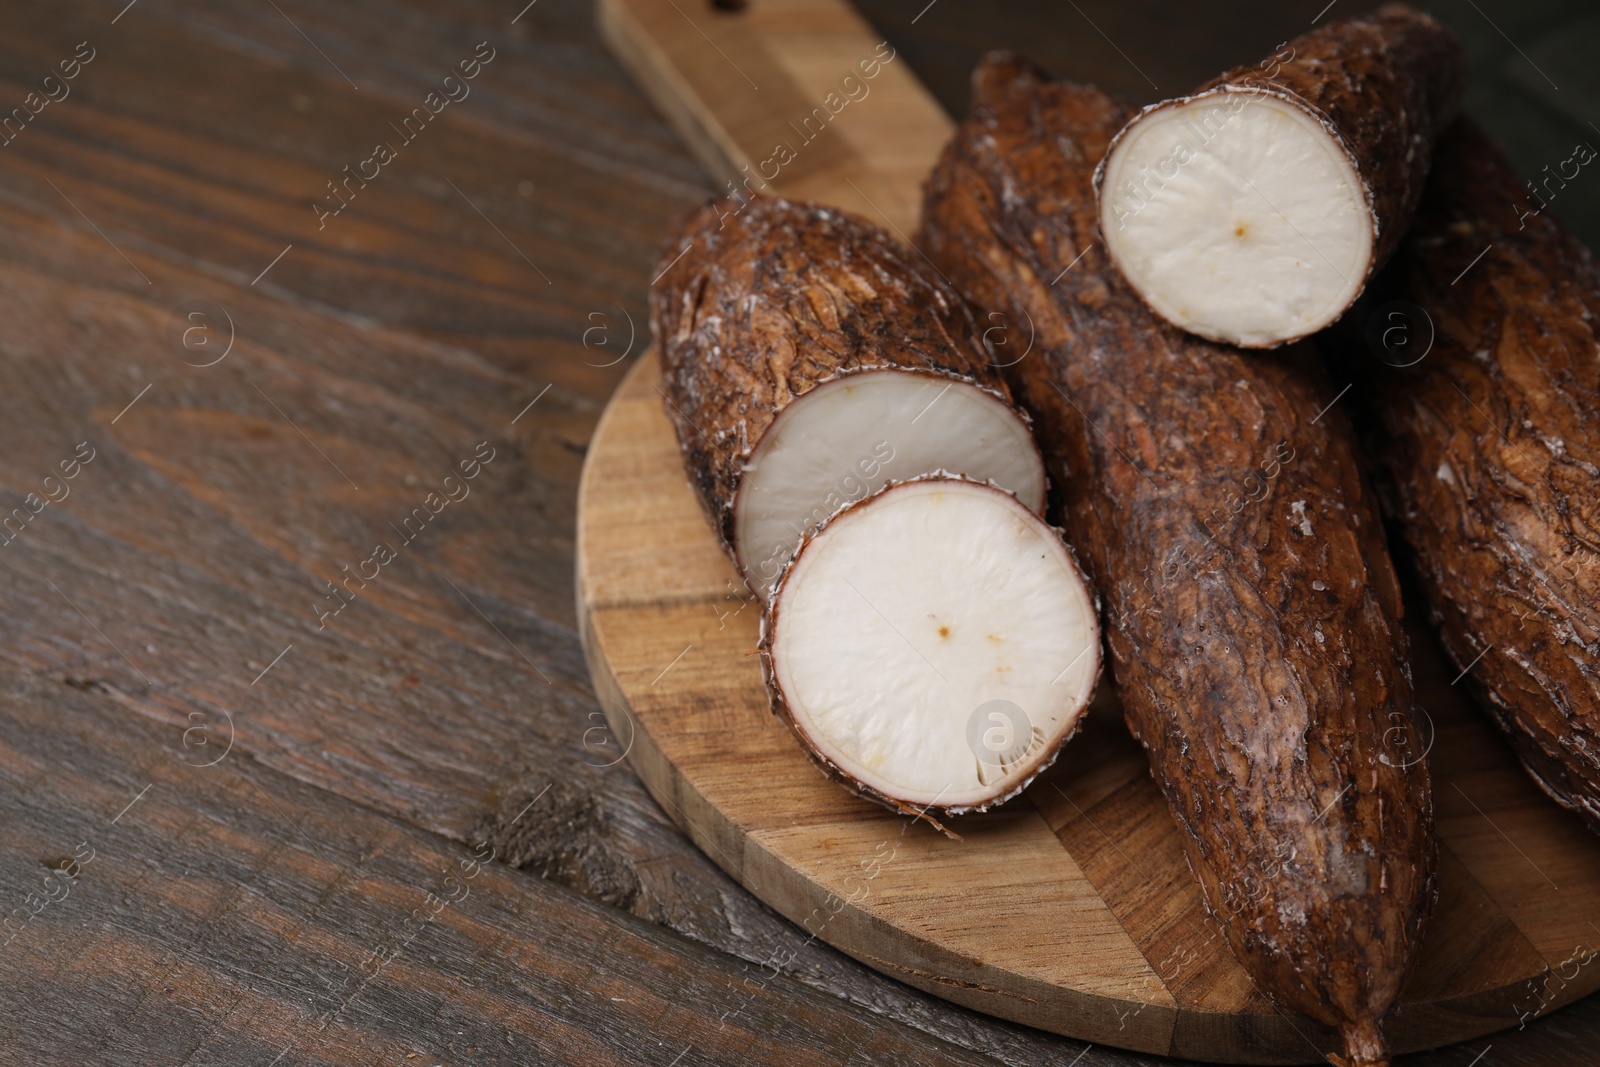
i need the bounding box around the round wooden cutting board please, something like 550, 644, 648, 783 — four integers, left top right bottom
576, 349, 1600, 1065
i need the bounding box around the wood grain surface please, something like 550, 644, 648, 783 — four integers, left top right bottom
1, 0, 1597, 1064
600, 0, 951, 235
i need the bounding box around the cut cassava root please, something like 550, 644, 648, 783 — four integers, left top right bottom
1096, 4, 1462, 348
1337, 120, 1600, 831
651, 196, 1046, 600
761, 475, 1100, 816
921, 55, 1434, 1067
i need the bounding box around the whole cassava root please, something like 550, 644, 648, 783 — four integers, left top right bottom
1096, 4, 1463, 348
650, 195, 1046, 600
920, 55, 1435, 1066
1337, 120, 1600, 830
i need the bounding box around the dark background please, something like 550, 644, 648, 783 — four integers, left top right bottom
859, 0, 1600, 249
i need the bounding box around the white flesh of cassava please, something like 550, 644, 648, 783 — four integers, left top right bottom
734, 370, 1045, 601
1099, 92, 1373, 347
768, 478, 1099, 811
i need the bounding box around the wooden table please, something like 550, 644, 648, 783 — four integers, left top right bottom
0, 1, 1592, 1064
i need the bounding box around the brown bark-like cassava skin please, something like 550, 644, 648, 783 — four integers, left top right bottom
920, 56, 1435, 1067
1341, 120, 1600, 830
649, 194, 1034, 560
1097, 3, 1463, 347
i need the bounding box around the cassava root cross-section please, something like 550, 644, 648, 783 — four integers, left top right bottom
921, 55, 1434, 1067
650, 195, 1046, 600
1338, 120, 1600, 831
1096, 4, 1462, 348
761, 475, 1100, 817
